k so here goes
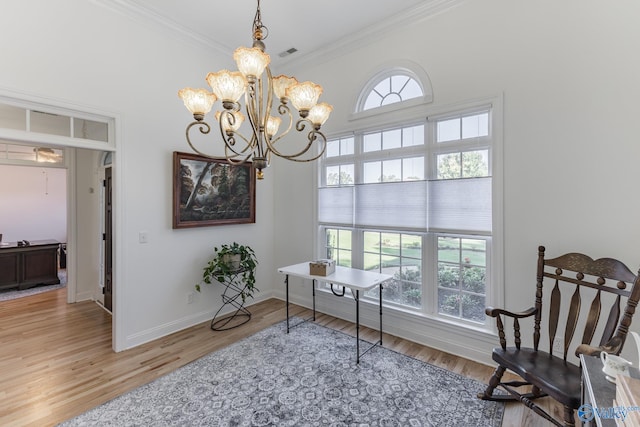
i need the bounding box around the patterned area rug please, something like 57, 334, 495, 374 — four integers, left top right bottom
58, 319, 504, 426
0, 270, 67, 302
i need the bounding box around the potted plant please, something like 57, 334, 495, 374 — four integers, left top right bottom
195, 242, 258, 302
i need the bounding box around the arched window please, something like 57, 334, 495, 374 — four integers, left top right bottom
102, 151, 113, 166
362, 74, 423, 110
355, 64, 433, 116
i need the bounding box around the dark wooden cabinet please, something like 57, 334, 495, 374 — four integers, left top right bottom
0, 240, 60, 291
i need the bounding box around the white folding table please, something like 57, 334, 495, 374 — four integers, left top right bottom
278, 262, 392, 363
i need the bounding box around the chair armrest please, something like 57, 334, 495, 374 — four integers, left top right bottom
575, 336, 623, 358
485, 306, 537, 319
486, 307, 537, 351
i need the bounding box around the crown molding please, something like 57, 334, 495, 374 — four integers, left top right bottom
91, 0, 466, 70
276, 0, 468, 71
90, 0, 232, 56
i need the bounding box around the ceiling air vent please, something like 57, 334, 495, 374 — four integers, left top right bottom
278, 47, 298, 58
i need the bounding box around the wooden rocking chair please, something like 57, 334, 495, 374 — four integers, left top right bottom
478, 246, 640, 427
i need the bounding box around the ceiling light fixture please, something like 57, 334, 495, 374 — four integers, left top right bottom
178, 0, 332, 180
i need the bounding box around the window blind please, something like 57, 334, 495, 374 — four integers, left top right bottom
318, 186, 354, 225
427, 177, 492, 233
318, 176, 491, 233
355, 181, 427, 229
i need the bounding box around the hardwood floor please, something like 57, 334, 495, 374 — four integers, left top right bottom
0, 288, 562, 426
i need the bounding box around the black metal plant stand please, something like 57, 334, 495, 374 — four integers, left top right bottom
210, 269, 252, 331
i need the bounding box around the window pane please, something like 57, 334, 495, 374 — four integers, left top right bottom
365, 231, 385, 259
462, 266, 485, 294
338, 230, 352, 250
326, 139, 339, 157
438, 237, 460, 262
337, 249, 352, 267
437, 236, 487, 323
440, 290, 486, 322
341, 137, 354, 155
103, 151, 113, 166
438, 288, 461, 317
462, 113, 489, 139
0, 104, 26, 130
391, 76, 410, 94
437, 118, 460, 142
403, 157, 424, 181
30, 111, 71, 137
325, 229, 338, 259
401, 281, 422, 308
382, 159, 401, 182
7, 144, 36, 161
462, 150, 489, 178
402, 125, 424, 147
364, 231, 422, 308
373, 78, 390, 95
364, 252, 380, 270
381, 233, 400, 256
326, 166, 340, 186
461, 238, 486, 266
364, 133, 381, 152
401, 79, 423, 101
462, 294, 486, 322
74, 118, 109, 142
363, 161, 381, 183
382, 129, 401, 150
381, 93, 402, 106
381, 254, 399, 271
340, 164, 354, 185
364, 92, 382, 110
438, 263, 460, 289
364, 231, 380, 253
436, 153, 461, 179
324, 228, 352, 267
402, 234, 422, 258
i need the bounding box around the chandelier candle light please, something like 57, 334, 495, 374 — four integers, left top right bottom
178, 0, 332, 180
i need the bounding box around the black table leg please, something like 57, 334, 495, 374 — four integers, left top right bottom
285, 274, 289, 333
355, 289, 360, 364
312, 278, 316, 321
379, 284, 383, 345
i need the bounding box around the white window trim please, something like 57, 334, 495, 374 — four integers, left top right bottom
0, 93, 115, 151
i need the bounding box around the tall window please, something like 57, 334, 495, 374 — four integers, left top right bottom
318, 72, 498, 328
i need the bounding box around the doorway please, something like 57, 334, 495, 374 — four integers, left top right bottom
0, 94, 117, 349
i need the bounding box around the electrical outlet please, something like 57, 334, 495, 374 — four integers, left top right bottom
552, 337, 564, 353
187, 292, 194, 304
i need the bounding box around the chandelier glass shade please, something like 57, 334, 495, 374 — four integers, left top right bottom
178, 0, 332, 180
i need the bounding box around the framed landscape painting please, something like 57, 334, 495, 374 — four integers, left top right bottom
173, 152, 256, 229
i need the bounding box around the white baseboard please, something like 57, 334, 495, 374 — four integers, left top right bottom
122, 290, 275, 350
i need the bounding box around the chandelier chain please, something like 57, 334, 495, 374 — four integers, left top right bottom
252, 0, 268, 41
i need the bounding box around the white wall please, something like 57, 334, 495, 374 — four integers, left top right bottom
0, 0, 276, 351
274, 0, 640, 364
0, 165, 67, 243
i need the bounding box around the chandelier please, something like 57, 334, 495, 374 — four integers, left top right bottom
178, 0, 332, 180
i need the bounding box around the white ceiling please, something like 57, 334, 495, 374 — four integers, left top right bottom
108, 0, 461, 66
